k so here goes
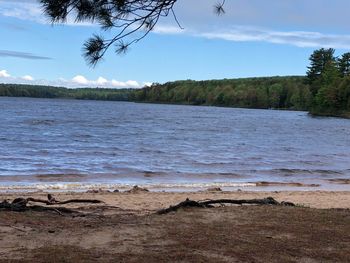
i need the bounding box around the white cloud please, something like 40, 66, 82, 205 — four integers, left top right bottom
0, 50, 51, 60
153, 23, 350, 49
3, 1, 350, 50
0, 1, 93, 26
197, 26, 350, 49
0, 69, 10, 78
153, 25, 185, 34
143, 82, 153, 87
72, 75, 89, 85
125, 80, 140, 88
111, 80, 127, 88
96, 77, 108, 85
69, 75, 143, 88
0, 2, 42, 23
21, 75, 34, 81
0, 69, 147, 88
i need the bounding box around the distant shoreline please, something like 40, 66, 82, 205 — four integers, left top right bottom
1, 95, 349, 119
1, 78, 349, 119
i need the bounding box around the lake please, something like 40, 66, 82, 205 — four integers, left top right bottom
0, 97, 349, 191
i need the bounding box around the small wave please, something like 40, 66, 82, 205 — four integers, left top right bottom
26, 119, 56, 126
327, 178, 350, 184
74, 134, 93, 138
313, 169, 343, 175
255, 181, 320, 187
143, 171, 167, 177
205, 172, 246, 178
274, 168, 313, 174
0, 182, 256, 192
35, 174, 85, 179
269, 168, 343, 176
33, 173, 87, 182
192, 161, 235, 166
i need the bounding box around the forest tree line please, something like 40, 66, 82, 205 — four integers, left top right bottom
0, 84, 132, 101
133, 48, 350, 117
133, 76, 311, 110
1, 48, 349, 118
0, 77, 310, 110
306, 48, 350, 117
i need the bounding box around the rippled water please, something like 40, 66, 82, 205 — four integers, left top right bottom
1, 97, 350, 191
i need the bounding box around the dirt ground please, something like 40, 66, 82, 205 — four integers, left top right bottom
1, 191, 350, 262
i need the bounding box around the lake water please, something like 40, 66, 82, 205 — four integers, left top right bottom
1, 97, 350, 191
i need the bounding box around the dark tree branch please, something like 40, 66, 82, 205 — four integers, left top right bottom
40, 0, 226, 66
0, 194, 104, 215
171, 8, 183, 29
214, 0, 226, 15
157, 197, 295, 214
26, 197, 104, 205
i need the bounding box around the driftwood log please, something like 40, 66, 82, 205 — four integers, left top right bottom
157, 197, 295, 214
0, 194, 104, 215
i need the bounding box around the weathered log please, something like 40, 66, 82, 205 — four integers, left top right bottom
200, 197, 280, 206
157, 197, 295, 214
0, 199, 74, 214
157, 199, 207, 214
26, 197, 103, 205
0, 194, 103, 214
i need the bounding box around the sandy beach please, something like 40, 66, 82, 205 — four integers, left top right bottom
1, 189, 350, 262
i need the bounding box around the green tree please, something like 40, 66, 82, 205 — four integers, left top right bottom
290, 85, 312, 110
337, 76, 350, 110
268, 83, 282, 108
314, 61, 342, 111
338, 52, 350, 77
306, 48, 335, 94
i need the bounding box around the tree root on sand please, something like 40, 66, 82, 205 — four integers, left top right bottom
0, 194, 104, 215
157, 197, 295, 214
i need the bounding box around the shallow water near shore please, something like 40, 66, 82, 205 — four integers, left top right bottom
1, 97, 350, 191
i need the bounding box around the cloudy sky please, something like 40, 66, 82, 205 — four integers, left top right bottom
1, 0, 350, 88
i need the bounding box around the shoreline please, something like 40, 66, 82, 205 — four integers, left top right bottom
0, 178, 349, 193
2, 95, 350, 119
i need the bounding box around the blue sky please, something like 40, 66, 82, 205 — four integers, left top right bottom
1, 0, 350, 88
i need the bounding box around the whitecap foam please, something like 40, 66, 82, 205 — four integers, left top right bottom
0, 182, 256, 192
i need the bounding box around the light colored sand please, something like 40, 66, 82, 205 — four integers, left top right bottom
1, 189, 350, 262
1, 190, 350, 210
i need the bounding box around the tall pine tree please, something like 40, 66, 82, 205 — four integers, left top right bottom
306, 48, 336, 95
338, 52, 350, 77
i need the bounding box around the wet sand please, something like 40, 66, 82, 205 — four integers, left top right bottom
1, 190, 350, 262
